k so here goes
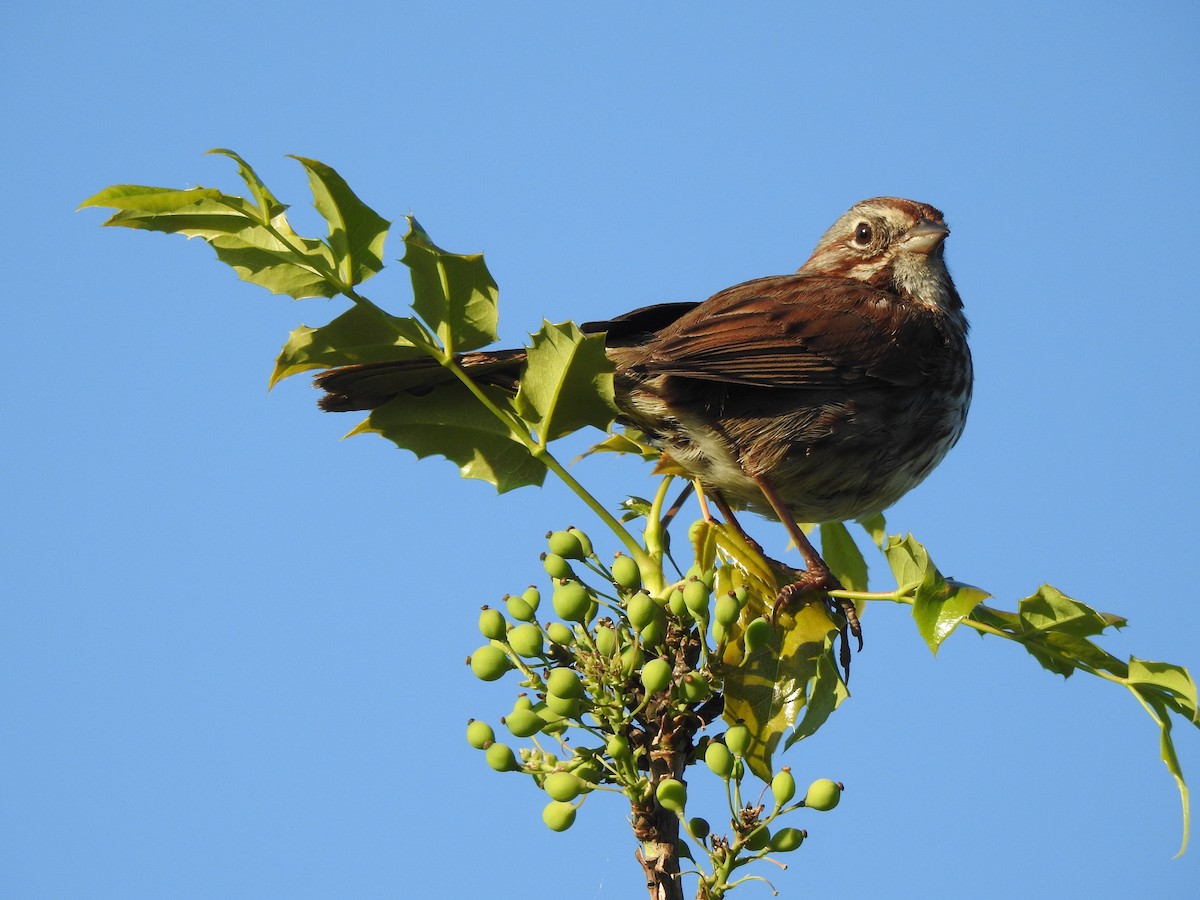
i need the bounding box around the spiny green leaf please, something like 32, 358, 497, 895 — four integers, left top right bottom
402, 218, 499, 352
819, 522, 868, 593
208, 148, 286, 220
81, 158, 344, 299
290, 155, 389, 288
349, 381, 545, 492
515, 321, 617, 444
1127, 658, 1200, 725
271, 305, 437, 387
1133, 692, 1191, 856
884, 534, 989, 653
1019, 585, 1126, 638
723, 601, 842, 780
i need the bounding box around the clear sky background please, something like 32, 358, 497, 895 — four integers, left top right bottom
4, 3, 1198, 898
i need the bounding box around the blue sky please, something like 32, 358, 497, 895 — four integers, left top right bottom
4, 3, 1199, 897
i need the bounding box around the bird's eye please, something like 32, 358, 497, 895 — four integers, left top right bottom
852, 222, 874, 247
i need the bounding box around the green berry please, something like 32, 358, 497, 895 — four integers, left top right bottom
704, 741, 734, 780
688, 817, 711, 840
523, 586, 542, 609
667, 588, 691, 622
714, 592, 740, 627
486, 742, 519, 772
640, 657, 672, 694
469, 645, 512, 682
543, 771, 584, 802
552, 579, 592, 623
744, 825, 770, 851
546, 666, 584, 700
627, 592, 657, 631
548, 529, 586, 560
639, 617, 666, 648
505, 707, 544, 738
567, 527, 593, 557
611, 554, 642, 591
506, 595, 536, 622
743, 617, 771, 654
724, 723, 752, 758
606, 734, 631, 760
542, 800, 576, 832
770, 827, 806, 852
803, 778, 842, 811
478, 607, 507, 641
466, 719, 494, 750
771, 769, 796, 806
620, 644, 644, 677
542, 553, 575, 580
507, 623, 544, 658
681, 673, 712, 703
655, 778, 687, 813
546, 622, 575, 646
594, 624, 620, 656
544, 693, 583, 718
683, 579, 711, 616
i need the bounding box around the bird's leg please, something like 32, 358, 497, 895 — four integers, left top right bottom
710, 492, 766, 557
749, 474, 863, 675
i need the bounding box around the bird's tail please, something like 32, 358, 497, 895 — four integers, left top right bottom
314, 348, 528, 412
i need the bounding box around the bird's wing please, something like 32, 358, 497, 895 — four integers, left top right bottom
634, 274, 943, 389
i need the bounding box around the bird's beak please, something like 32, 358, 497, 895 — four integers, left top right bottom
900, 218, 949, 254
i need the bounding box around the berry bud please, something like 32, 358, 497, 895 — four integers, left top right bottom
478, 607, 507, 641
567, 526, 593, 558
724, 723, 751, 758
594, 624, 620, 657
546, 666, 584, 700
743, 825, 770, 851
548, 529, 586, 560
714, 592, 740, 627
542, 800, 576, 832
688, 817, 711, 840
743, 617, 771, 654
504, 707, 544, 738
543, 771, 584, 802
485, 742, 519, 772
704, 742, 734, 780
546, 622, 575, 646
542, 553, 575, 580
770, 827, 806, 852
552, 579, 592, 624
469, 645, 512, 682
507, 623, 545, 658
655, 778, 687, 813
803, 778, 842, 811
683, 579, 711, 616
466, 719, 494, 750
611, 553, 642, 591
771, 768, 796, 806
640, 657, 672, 694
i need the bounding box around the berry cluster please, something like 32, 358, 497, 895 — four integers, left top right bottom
465, 526, 843, 895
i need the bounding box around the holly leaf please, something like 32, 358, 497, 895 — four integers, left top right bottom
403, 218, 499, 353
820, 521, 868, 593
884, 534, 989, 653
80, 154, 352, 299
515, 321, 617, 444
723, 600, 843, 780
351, 381, 545, 492
270, 305, 436, 387
290, 155, 389, 288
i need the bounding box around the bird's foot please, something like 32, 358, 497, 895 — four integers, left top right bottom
771, 567, 862, 682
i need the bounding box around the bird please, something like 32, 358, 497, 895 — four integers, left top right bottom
315, 198, 972, 650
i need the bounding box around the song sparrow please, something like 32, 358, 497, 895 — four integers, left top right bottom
317, 198, 972, 641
